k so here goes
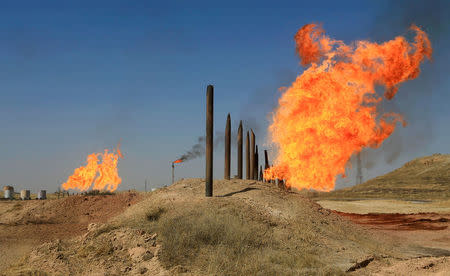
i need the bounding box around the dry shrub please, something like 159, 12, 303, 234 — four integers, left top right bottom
83, 190, 114, 196
94, 240, 114, 256
157, 207, 263, 264
145, 207, 165, 221
24, 217, 55, 225
6, 270, 50, 276
91, 223, 119, 238
147, 201, 341, 275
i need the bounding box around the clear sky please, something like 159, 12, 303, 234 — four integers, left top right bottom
0, 0, 449, 192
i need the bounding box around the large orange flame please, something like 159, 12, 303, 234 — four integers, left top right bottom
265, 24, 432, 191
62, 144, 123, 192
173, 159, 183, 164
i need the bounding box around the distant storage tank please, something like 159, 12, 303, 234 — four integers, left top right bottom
4, 189, 13, 199
37, 190, 47, 200
20, 190, 31, 200
3, 186, 14, 199
3, 185, 14, 193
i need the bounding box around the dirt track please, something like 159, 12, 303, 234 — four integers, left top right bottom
0, 192, 142, 269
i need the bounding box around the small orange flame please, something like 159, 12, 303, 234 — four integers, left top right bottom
62, 144, 123, 192
265, 23, 431, 192
173, 159, 183, 164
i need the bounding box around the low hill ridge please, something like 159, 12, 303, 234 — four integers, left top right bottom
328, 153, 450, 199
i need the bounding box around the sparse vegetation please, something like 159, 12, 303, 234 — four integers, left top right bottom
145, 206, 165, 221
94, 240, 114, 256
156, 205, 280, 274
7, 202, 23, 212
83, 189, 115, 196
5, 270, 50, 276
91, 223, 119, 238
24, 217, 55, 225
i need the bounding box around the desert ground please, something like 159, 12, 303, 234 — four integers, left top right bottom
0, 173, 448, 275
0, 192, 142, 273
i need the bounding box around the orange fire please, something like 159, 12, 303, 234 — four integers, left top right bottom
62, 144, 123, 192
173, 159, 183, 164
265, 24, 432, 191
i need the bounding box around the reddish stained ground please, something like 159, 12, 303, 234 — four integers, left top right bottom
333, 211, 449, 231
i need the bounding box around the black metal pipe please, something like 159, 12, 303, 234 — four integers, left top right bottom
237, 121, 243, 179
172, 163, 175, 184
250, 130, 255, 180
246, 131, 250, 179
205, 85, 214, 197
264, 150, 269, 182
224, 113, 231, 180
254, 145, 259, 180
264, 150, 269, 170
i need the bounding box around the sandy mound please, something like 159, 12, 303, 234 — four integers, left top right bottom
114, 178, 403, 274
7, 223, 169, 275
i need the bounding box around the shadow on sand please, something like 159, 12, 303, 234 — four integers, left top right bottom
218, 187, 259, 197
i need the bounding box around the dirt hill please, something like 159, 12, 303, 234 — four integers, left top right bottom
0, 192, 141, 271
5, 178, 445, 275
320, 153, 450, 200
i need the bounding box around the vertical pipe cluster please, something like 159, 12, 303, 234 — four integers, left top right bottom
205, 85, 214, 197
224, 114, 231, 180
205, 91, 274, 185
237, 121, 243, 179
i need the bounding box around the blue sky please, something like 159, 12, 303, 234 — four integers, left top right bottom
0, 0, 449, 192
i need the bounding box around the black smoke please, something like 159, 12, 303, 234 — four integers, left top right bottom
343, 0, 450, 187
176, 136, 206, 162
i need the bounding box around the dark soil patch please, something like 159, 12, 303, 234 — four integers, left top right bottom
333, 211, 449, 231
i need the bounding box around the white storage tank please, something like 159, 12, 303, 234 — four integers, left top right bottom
20, 190, 31, 200
4, 189, 13, 199
37, 190, 47, 200
3, 186, 14, 199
